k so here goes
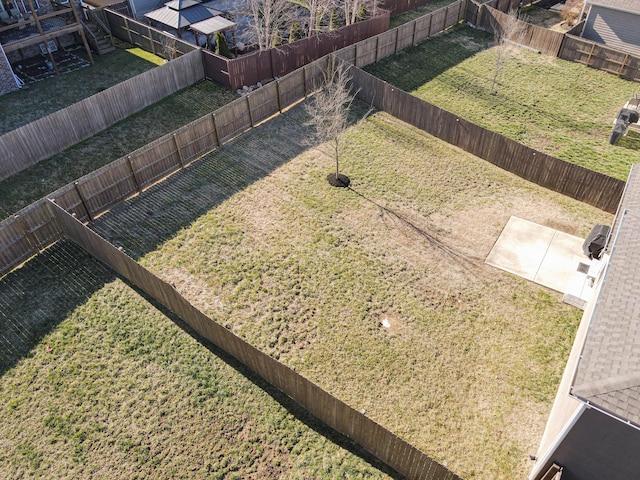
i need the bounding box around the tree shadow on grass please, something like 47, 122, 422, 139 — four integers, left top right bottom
364, 24, 494, 93
1, 103, 404, 477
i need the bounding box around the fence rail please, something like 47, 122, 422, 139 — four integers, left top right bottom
0, 49, 204, 181
50, 200, 462, 480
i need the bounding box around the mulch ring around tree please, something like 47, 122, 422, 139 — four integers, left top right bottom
327, 173, 351, 187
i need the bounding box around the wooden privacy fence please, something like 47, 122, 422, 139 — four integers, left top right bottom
473, 2, 640, 82
104, 9, 199, 58
50, 200, 462, 480
480, 5, 564, 56
348, 67, 625, 213
559, 35, 640, 82
0, 49, 204, 181
0, 58, 329, 278
335, 0, 465, 66
202, 12, 391, 90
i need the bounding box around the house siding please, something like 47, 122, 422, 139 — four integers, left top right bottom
534, 407, 640, 480
0, 44, 19, 95
583, 6, 640, 57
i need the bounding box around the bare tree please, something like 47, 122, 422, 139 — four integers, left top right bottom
343, 0, 380, 25
304, 57, 359, 187
161, 35, 178, 61
491, 9, 526, 94
237, 0, 294, 50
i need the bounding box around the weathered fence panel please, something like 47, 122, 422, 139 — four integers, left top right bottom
277, 69, 307, 109
201, 50, 231, 86
212, 98, 253, 143
482, 6, 564, 56
51, 201, 463, 480
559, 35, 640, 81
397, 21, 417, 50
78, 158, 140, 219
0, 201, 63, 277
376, 29, 398, 62
130, 138, 182, 190
0, 50, 204, 182
173, 115, 218, 164
246, 82, 281, 125
356, 36, 379, 68
350, 67, 625, 213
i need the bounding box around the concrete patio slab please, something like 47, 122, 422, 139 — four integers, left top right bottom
486, 216, 600, 308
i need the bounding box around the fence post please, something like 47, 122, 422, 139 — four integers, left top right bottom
74, 181, 93, 221
302, 66, 308, 96
618, 54, 629, 76
246, 95, 255, 127
173, 133, 185, 167
127, 155, 141, 192
275, 80, 283, 112
124, 16, 133, 45
211, 113, 221, 145
411, 19, 417, 46
14, 214, 39, 254
147, 26, 157, 56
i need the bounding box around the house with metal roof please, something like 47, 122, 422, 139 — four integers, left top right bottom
580, 0, 640, 57
530, 164, 640, 480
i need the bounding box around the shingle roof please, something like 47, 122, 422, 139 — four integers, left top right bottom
144, 0, 222, 30
572, 165, 640, 426
587, 0, 640, 14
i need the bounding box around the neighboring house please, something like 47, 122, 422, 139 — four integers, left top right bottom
581, 0, 640, 57
0, 0, 94, 95
530, 164, 640, 480
0, 42, 19, 94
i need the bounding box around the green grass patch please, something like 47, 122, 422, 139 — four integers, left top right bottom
0, 80, 237, 219
0, 41, 163, 135
389, 0, 458, 28
365, 24, 640, 181
42, 102, 609, 479
0, 242, 393, 479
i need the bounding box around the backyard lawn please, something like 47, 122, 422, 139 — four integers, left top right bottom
0, 99, 610, 479
0, 40, 164, 136
365, 23, 640, 181
1, 14, 629, 480
0, 79, 237, 219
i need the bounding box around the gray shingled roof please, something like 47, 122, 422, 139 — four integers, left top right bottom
587, 0, 640, 14
572, 164, 640, 426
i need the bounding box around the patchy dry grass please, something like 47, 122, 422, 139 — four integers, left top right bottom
0, 242, 393, 479
36, 102, 609, 479
365, 24, 640, 181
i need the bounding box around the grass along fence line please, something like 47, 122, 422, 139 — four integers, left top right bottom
51, 200, 461, 480
0, 59, 328, 279
0, 80, 238, 219
363, 24, 640, 181
0, 50, 204, 182
350, 66, 625, 213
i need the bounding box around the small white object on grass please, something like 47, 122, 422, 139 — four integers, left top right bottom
381, 318, 391, 329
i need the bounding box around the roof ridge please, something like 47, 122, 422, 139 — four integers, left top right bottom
573, 372, 640, 398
